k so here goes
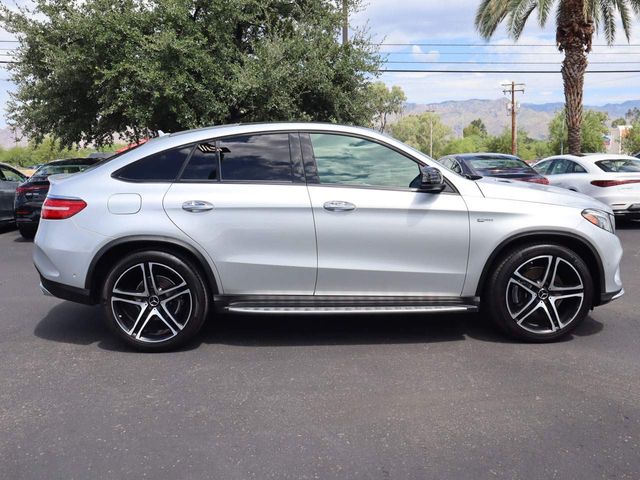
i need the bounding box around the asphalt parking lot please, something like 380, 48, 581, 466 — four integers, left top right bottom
1, 225, 639, 479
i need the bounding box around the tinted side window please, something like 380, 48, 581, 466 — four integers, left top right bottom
310, 133, 419, 189
0, 167, 24, 182
181, 142, 219, 181
568, 161, 587, 173
115, 146, 193, 182
533, 160, 552, 175
549, 159, 570, 175
219, 134, 293, 182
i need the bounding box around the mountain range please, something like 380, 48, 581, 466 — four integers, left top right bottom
1, 98, 639, 148
404, 98, 640, 139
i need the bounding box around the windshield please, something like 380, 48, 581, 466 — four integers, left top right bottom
595, 159, 640, 172
33, 163, 94, 178
466, 157, 535, 175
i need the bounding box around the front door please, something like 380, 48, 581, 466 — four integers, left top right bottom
304, 133, 470, 296
0, 166, 24, 222
163, 132, 317, 295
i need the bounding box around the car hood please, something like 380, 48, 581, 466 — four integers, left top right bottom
475, 177, 611, 212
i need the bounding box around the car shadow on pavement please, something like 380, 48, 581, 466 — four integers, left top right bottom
0, 224, 17, 235
34, 302, 604, 351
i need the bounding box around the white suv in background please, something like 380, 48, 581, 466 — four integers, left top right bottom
33, 123, 623, 351
533, 154, 640, 219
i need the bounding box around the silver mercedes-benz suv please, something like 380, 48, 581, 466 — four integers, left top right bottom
34, 123, 623, 351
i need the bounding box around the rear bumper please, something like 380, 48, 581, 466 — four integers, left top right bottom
39, 274, 97, 305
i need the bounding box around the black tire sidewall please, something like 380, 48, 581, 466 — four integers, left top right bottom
102, 250, 208, 352
485, 243, 594, 342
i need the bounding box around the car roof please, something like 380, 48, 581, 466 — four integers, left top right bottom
539, 153, 640, 163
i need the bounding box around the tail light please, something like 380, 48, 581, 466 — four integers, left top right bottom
16, 184, 48, 195
591, 179, 640, 187
41, 197, 87, 220
522, 177, 549, 185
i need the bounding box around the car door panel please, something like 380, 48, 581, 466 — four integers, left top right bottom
308, 186, 469, 296
164, 183, 317, 295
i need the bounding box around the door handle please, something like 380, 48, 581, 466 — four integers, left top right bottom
182, 200, 214, 213
323, 200, 356, 212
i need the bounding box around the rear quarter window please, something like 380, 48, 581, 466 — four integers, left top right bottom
113, 146, 193, 182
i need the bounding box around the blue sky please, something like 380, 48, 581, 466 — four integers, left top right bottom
1, 0, 640, 128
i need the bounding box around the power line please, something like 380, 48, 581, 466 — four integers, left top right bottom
373, 42, 640, 47
382, 51, 640, 56
378, 69, 640, 73
384, 61, 640, 64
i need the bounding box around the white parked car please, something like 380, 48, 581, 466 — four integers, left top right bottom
533, 154, 640, 219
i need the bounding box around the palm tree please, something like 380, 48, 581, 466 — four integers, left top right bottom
475, 0, 640, 154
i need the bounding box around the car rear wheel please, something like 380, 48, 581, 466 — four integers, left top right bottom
18, 224, 37, 240
484, 243, 593, 342
102, 250, 208, 352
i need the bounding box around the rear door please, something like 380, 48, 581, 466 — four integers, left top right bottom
163, 132, 317, 295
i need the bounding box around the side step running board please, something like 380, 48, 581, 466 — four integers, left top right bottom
226, 305, 477, 314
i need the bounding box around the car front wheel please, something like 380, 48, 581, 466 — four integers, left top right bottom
102, 250, 208, 352
484, 243, 594, 342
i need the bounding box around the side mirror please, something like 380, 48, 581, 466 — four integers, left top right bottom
419, 166, 446, 193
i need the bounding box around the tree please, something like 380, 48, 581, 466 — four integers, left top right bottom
622, 125, 640, 155
548, 109, 609, 154
441, 135, 488, 156
475, 0, 640, 155
0, 0, 381, 147
612, 117, 627, 127
627, 108, 640, 123
390, 112, 452, 159
463, 119, 488, 138
368, 82, 406, 133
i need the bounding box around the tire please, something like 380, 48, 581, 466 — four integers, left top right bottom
102, 250, 209, 352
483, 243, 593, 342
18, 224, 37, 240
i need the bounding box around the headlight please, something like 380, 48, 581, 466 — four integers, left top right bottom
582, 209, 615, 234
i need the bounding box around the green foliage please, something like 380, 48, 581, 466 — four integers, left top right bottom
627, 108, 640, 123
482, 128, 549, 160
1, 0, 381, 148
622, 124, 640, 155
368, 82, 406, 132
440, 135, 488, 156
463, 119, 487, 138
548, 109, 609, 154
612, 117, 627, 127
390, 113, 453, 159
0, 139, 110, 167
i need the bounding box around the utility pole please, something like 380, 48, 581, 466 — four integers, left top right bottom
426, 109, 435, 157
501, 81, 525, 155
342, 0, 348, 45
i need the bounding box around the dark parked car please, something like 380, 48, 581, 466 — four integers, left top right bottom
437, 153, 549, 184
14, 157, 99, 239
0, 163, 28, 225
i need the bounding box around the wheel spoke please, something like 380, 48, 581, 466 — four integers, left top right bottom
157, 282, 188, 300
550, 258, 583, 291
113, 263, 149, 297
540, 300, 561, 332
539, 255, 554, 287
134, 308, 156, 339
153, 307, 178, 335
111, 294, 147, 306
515, 299, 543, 325
128, 304, 149, 336
513, 272, 540, 291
